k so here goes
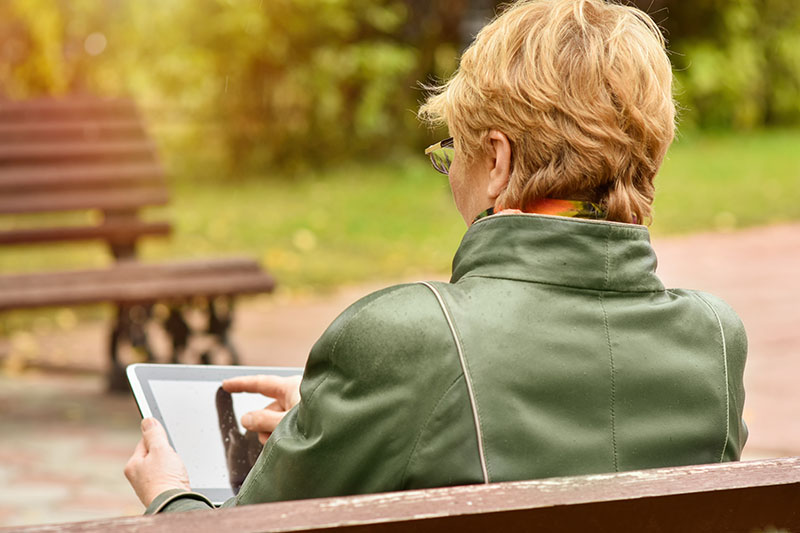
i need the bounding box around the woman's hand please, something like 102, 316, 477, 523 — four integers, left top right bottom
222, 374, 302, 444
124, 418, 191, 507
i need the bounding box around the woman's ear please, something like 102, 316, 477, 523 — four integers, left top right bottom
486, 130, 511, 202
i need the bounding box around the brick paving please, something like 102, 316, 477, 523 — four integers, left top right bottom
0, 222, 798, 527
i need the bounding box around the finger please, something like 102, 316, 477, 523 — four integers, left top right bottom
141, 417, 170, 452
241, 408, 286, 434
257, 432, 270, 445
222, 375, 286, 399
264, 401, 282, 412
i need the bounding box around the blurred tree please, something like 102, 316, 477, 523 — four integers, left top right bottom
176, 0, 420, 169
0, 0, 798, 173
661, 0, 800, 128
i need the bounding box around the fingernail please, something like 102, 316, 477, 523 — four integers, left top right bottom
141, 418, 155, 431
242, 414, 252, 427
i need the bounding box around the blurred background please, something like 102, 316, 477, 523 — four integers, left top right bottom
0, 0, 799, 293
0, 0, 799, 527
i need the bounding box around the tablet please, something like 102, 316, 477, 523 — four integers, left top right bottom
127, 363, 303, 505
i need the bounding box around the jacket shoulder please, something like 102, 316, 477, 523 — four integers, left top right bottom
678, 289, 747, 356
309, 282, 457, 372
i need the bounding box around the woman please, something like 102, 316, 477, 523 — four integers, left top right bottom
126, 0, 747, 513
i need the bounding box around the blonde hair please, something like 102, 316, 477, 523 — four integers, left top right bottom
419, 0, 675, 224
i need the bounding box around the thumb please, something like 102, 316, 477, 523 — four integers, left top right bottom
141, 417, 170, 452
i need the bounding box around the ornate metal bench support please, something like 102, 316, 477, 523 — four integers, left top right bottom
108, 303, 155, 391
107, 297, 241, 391
207, 296, 240, 365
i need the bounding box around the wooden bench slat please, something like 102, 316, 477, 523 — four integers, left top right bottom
0, 221, 171, 246
0, 271, 276, 310
0, 140, 156, 163
0, 163, 164, 192
0, 98, 138, 120
0, 258, 265, 289
0, 119, 145, 143
0, 187, 169, 214
10, 457, 800, 533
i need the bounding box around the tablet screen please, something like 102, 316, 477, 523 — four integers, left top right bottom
128, 364, 303, 504
148, 380, 266, 490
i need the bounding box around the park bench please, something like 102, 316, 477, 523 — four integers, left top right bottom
0, 97, 276, 390
10, 456, 800, 532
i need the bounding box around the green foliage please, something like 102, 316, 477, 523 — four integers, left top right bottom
170, 0, 419, 169
0, 0, 429, 169
671, 0, 800, 129
1, 0, 799, 170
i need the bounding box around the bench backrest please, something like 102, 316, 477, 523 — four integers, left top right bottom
14, 457, 800, 532
0, 97, 171, 260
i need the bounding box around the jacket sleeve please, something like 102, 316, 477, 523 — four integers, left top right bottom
145, 489, 215, 514
150, 284, 459, 513
233, 285, 459, 504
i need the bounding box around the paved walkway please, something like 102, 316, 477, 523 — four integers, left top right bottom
0, 222, 798, 527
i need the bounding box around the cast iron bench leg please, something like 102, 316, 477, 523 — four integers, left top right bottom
108, 303, 155, 392
165, 306, 191, 364
208, 296, 240, 366
163, 299, 239, 366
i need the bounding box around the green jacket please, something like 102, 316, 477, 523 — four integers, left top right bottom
148, 214, 747, 514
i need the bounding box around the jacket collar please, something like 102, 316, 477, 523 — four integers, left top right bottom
450, 213, 665, 293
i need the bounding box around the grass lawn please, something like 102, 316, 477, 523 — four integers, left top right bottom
1, 129, 799, 298
652, 130, 800, 235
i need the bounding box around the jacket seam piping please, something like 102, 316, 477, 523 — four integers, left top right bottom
694, 293, 731, 462
399, 375, 465, 487
457, 274, 665, 294
296, 376, 328, 440
418, 281, 490, 484
599, 293, 619, 472
603, 226, 611, 290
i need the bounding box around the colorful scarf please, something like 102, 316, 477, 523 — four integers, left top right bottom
472, 199, 607, 224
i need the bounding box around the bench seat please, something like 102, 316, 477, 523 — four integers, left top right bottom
0, 258, 275, 310
11, 457, 800, 532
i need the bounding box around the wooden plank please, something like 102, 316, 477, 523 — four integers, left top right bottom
0, 258, 264, 289
0, 221, 171, 246
0, 98, 138, 121
0, 271, 276, 309
0, 163, 164, 192
0, 187, 169, 214
0, 140, 156, 163
0, 119, 145, 143
8, 457, 800, 533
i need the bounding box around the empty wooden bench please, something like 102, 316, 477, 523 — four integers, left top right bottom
0, 97, 276, 389
11, 457, 800, 532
